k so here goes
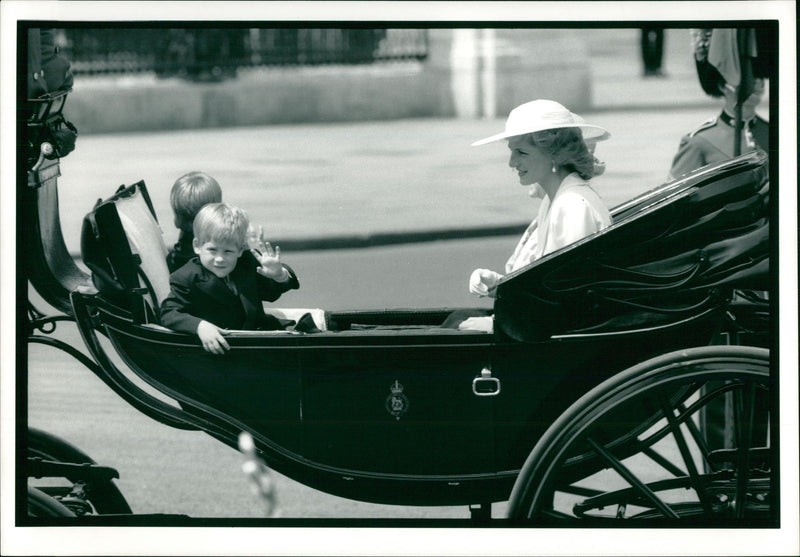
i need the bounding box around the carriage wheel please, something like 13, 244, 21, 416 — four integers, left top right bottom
27, 428, 132, 516
507, 346, 772, 523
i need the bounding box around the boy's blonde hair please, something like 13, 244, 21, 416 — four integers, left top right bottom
170, 171, 222, 231
193, 203, 249, 249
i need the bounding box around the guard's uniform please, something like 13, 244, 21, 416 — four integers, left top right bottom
668, 111, 768, 180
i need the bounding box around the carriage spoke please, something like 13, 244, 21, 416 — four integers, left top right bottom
734, 381, 756, 519
657, 395, 711, 515
641, 447, 686, 477
639, 385, 735, 469
560, 484, 603, 497
586, 437, 679, 518
573, 475, 705, 517
681, 402, 714, 470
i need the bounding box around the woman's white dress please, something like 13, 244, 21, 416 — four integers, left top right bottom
505, 172, 612, 273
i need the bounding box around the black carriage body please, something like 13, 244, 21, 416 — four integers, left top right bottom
77, 298, 724, 506
70, 150, 769, 507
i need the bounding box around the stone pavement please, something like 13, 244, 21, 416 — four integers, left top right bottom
588, 28, 771, 112
589, 28, 703, 110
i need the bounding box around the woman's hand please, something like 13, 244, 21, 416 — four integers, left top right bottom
469, 268, 503, 297
249, 225, 290, 282
197, 320, 230, 354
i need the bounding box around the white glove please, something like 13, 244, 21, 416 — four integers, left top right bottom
458, 315, 494, 333
469, 268, 502, 297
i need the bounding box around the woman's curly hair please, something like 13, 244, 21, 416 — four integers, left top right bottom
527, 127, 596, 180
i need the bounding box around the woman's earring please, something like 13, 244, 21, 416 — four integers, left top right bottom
551, 162, 557, 173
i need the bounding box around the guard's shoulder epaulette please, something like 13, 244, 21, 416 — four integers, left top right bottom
688, 117, 718, 138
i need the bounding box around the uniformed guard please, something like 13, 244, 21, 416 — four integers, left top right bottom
668, 81, 768, 180
667, 28, 771, 181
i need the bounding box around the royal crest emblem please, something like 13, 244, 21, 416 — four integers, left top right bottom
385, 380, 409, 420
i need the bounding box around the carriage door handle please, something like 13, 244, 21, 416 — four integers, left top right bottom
473, 368, 501, 396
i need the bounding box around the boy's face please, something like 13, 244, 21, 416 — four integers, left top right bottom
193, 239, 243, 278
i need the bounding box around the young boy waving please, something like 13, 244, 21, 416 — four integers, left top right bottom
160, 203, 299, 353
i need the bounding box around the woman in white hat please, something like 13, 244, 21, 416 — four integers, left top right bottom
451, 99, 612, 332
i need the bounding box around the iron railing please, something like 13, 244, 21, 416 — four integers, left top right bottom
58, 28, 428, 80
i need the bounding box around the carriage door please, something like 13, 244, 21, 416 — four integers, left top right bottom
298, 336, 496, 476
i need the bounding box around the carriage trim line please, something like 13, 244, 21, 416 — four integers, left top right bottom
548, 304, 722, 340
113, 323, 497, 348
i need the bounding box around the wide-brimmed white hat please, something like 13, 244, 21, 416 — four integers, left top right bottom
471, 99, 610, 146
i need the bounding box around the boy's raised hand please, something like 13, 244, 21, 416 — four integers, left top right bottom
197, 320, 230, 354
248, 225, 289, 281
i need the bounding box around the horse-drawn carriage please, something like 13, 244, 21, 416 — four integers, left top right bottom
22, 86, 773, 524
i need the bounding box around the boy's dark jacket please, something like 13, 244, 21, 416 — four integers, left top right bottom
166, 230, 196, 273
159, 251, 298, 334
